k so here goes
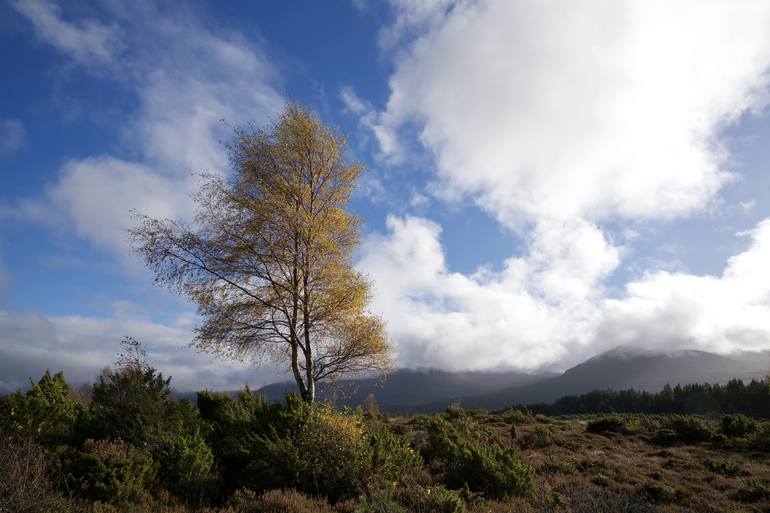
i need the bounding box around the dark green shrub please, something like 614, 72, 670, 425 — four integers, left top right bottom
395, 482, 465, 513
721, 414, 756, 437
62, 438, 155, 504
423, 415, 533, 498
364, 424, 422, 489
502, 409, 531, 425
703, 458, 749, 477
586, 416, 626, 434
88, 352, 176, 448
157, 428, 214, 492
509, 424, 517, 440
229, 488, 334, 513
749, 424, 770, 451
661, 415, 712, 443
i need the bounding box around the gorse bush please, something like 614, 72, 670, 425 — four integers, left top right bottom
0, 370, 82, 447
721, 414, 756, 438
661, 415, 713, 443
586, 416, 626, 434
157, 428, 214, 493
61, 438, 155, 504
199, 392, 419, 502
422, 414, 533, 498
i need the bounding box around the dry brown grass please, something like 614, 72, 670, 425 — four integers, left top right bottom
456, 414, 770, 513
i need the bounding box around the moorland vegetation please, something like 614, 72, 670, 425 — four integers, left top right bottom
3, 340, 770, 513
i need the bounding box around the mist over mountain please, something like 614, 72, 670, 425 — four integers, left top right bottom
255, 368, 552, 409
256, 347, 769, 412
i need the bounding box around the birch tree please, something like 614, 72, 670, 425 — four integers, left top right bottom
130, 104, 390, 403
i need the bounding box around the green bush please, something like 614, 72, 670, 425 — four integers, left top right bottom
423, 414, 533, 498
661, 415, 713, 443
586, 416, 626, 434
395, 482, 465, 513
62, 439, 155, 504
721, 414, 756, 438
201, 392, 419, 502
229, 488, 334, 513
157, 428, 214, 492
0, 370, 82, 447
703, 458, 749, 477
532, 425, 552, 448
748, 424, 770, 451
501, 409, 531, 425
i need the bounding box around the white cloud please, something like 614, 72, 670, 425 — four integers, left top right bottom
340, 86, 402, 162
349, 0, 770, 371
0, 308, 282, 393
358, 215, 616, 370
13, 2, 283, 254
378, 0, 770, 227
598, 219, 770, 355
0, 119, 26, 155
44, 156, 194, 251
12, 0, 123, 65
360, 215, 770, 371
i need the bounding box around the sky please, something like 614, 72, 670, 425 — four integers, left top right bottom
2, 0, 770, 392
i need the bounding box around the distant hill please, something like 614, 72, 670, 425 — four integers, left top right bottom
253, 347, 769, 412
448, 347, 770, 411
255, 367, 553, 411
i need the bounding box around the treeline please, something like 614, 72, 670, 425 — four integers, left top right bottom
521, 379, 770, 417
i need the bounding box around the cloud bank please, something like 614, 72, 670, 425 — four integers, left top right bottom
354, 0, 770, 370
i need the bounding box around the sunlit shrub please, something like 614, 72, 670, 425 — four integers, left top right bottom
157, 428, 215, 492
423, 414, 533, 498
0, 370, 82, 447
62, 438, 155, 504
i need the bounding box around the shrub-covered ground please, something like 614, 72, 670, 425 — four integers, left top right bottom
3, 364, 770, 513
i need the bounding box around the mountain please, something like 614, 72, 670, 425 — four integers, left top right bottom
254, 347, 768, 413
255, 367, 552, 411
451, 347, 770, 411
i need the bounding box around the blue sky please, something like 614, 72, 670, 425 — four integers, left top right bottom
2, 0, 770, 392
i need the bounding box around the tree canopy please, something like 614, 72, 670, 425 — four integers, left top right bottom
130, 104, 390, 402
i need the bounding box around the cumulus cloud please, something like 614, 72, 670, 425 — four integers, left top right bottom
377, 0, 770, 226
0, 308, 282, 393
358, 215, 617, 370
597, 219, 770, 355
348, 0, 770, 371
13, 1, 283, 254
360, 215, 770, 371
